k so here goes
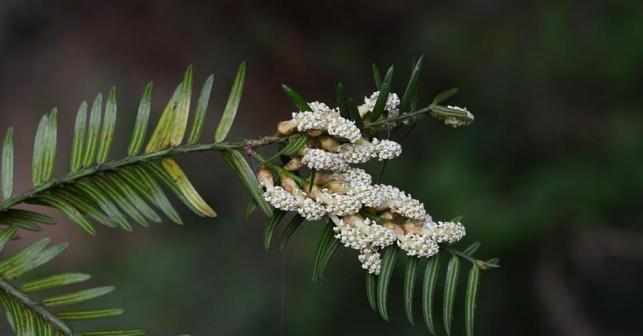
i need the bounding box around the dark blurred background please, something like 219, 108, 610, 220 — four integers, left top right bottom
0, 0, 642, 335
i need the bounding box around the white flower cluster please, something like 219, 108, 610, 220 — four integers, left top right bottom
397, 232, 439, 257
287, 94, 405, 173
291, 102, 361, 143
337, 138, 402, 163
330, 215, 397, 274
333, 167, 372, 187
262, 186, 297, 212
317, 190, 362, 216
360, 91, 401, 118
425, 220, 467, 244
259, 174, 326, 221
301, 148, 349, 172
260, 94, 468, 275
332, 216, 396, 251
359, 247, 383, 274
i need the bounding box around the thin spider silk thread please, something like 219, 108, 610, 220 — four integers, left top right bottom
280, 253, 286, 336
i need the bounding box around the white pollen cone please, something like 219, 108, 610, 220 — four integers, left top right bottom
259, 94, 469, 276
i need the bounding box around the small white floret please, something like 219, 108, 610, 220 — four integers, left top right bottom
425, 221, 466, 244
263, 186, 298, 212
358, 247, 382, 274
302, 148, 349, 172
396, 233, 439, 257
371, 138, 402, 160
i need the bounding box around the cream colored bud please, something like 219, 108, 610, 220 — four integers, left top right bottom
325, 180, 347, 193
402, 222, 423, 235
319, 136, 339, 152
257, 168, 274, 187
306, 129, 323, 137
277, 120, 297, 136
280, 176, 300, 194
383, 222, 404, 235
314, 171, 332, 185
306, 184, 322, 198
343, 214, 361, 225
380, 211, 395, 221
283, 157, 303, 171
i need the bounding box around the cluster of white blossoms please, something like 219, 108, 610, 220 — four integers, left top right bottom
260, 93, 467, 275
358, 91, 401, 118
291, 102, 362, 143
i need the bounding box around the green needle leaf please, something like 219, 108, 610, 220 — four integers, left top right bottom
404, 257, 419, 326
83, 94, 103, 167
0, 226, 17, 252
465, 265, 480, 336
317, 238, 339, 282
263, 210, 285, 250
21, 273, 91, 293
400, 55, 424, 111
3, 243, 69, 280
57, 308, 125, 321
365, 273, 377, 311
222, 150, 272, 217
278, 215, 304, 254
336, 83, 364, 129
42, 108, 58, 182
146, 84, 181, 153
39, 194, 96, 235
127, 82, 152, 156
484, 257, 501, 268
80, 330, 146, 336
0, 217, 41, 231
423, 255, 441, 335
90, 176, 149, 228
32, 114, 49, 186
432, 87, 459, 104
0, 237, 50, 274
144, 163, 204, 216
53, 190, 115, 228
463, 242, 481, 256
377, 247, 398, 322
282, 135, 309, 155
103, 174, 161, 224
2, 127, 14, 199
170, 66, 193, 147
215, 62, 246, 143
281, 84, 312, 111
96, 87, 117, 164
245, 199, 257, 218
369, 66, 394, 121
71, 102, 88, 172
259, 135, 307, 166
372, 63, 382, 90
43, 286, 114, 307
159, 159, 216, 217
4, 209, 55, 225
336, 82, 351, 121
312, 221, 338, 283
443, 255, 461, 336
118, 168, 182, 225
348, 97, 364, 130
74, 181, 132, 232
188, 74, 214, 144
